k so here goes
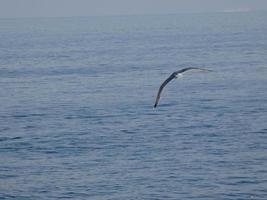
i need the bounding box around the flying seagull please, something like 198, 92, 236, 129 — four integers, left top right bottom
153, 67, 212, 108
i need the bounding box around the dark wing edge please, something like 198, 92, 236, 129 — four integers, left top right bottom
153, 73, 175, 108
176, 67, 212, 74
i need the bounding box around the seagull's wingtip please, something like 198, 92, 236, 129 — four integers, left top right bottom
203, 68, 213, 72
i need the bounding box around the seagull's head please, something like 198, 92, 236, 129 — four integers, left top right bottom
175, 73, 183, 79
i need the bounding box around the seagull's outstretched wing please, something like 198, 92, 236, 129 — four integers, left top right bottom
153, 67, 212, 108
175, 67, 212, 74
154, 73, 176, 108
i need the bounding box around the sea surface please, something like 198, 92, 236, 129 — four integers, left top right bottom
0, 12, 267, 199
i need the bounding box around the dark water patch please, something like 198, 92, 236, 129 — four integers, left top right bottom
0, 194, 16, 200
256, 128, 267, 134
12, 114, 28, 118
0, 127, 10, 132
0, 136, 23, 142
64, 112, 125, 120
23, 125, 36, 129
120, 129, 136, 134
11, 136, 23, 140
0, 137, 9, 142
0, 140, 33, 153
0, 174, 19, 179
11, 113, 47, 119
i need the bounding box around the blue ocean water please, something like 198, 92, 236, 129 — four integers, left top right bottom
0, 12, 267, 199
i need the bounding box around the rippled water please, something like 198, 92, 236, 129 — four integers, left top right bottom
1, 12, 267, 199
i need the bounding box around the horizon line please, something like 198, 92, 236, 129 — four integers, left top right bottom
0, 9, 266, 20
